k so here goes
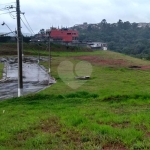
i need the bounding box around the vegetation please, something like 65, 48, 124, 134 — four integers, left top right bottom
0, 42, 92, 56
73, 19, 150, 59
40, 50, 150, 96
0, 63, 4, 79
0, 50, 150, 149
2, 19, 150, 60
0, 36, 30, 43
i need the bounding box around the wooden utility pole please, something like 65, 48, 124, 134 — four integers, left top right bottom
16, 0, 23, 97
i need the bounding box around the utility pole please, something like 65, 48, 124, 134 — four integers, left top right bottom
16, 0, 23, 97
48, 29, 51, 73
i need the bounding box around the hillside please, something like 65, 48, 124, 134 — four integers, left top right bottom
0, 50, 150, 149
71, 20, 150, 59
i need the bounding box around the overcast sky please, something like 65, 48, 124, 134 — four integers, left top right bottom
0, 0, 150, 34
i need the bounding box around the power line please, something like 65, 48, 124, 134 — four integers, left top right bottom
0, 11, 15, 15
0, 8, 7, 11
22, 14, 35, 35
8, 8, 16, 19
0, 3, 34, 35
0, 31, 16, 37
0, 2, 15, 6
0, 4, 15, 10
20, 17, 33, 35
0, 11, 11, 15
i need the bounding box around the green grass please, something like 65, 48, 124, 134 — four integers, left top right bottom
0, 94, 150, 149
0, 63, 4, 79
0, 50, 150, 149
25, 48, 98, 57
40, 51, 150, 98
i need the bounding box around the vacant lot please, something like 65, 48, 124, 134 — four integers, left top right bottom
0, 50, 150, 149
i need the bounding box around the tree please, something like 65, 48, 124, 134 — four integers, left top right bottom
123, 21, 131, 29
101, 19, 107, 29
39, 29, 45, 34
117, 19, 123, 29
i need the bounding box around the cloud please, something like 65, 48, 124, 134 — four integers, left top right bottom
0, 0, 150, 34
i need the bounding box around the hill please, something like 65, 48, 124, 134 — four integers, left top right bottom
0, 50, 150, 149
71, 20, 150, 59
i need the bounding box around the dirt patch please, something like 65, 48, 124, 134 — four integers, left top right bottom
146, 132, 150, 137
111, 121, 130, 129
75, 56, 128, 67
140, 66, 150, 70
129, 65, 150, 70
135, 124, 148, 131
38, 117, 83, 144
39, 116, 61, 133
97, 121, 130, 129
103, 143, 127, 150
129, 65, 141, 69
103, 95, 129, 102
75, 56, 150, 70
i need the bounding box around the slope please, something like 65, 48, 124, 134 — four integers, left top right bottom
0, 50, 150, 149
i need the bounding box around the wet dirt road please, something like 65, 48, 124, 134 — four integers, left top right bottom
0, 57, 55, 100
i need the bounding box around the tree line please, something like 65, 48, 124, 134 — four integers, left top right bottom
74, 19, 150, 59
0, 36, 30, 43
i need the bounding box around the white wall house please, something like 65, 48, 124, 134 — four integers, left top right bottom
87, 42, 107, 50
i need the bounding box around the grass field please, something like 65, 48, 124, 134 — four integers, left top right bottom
0, 50, 150, 149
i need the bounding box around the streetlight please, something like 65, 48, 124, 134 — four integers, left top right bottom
1, 22, 16, 37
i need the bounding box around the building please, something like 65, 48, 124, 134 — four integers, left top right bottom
30, 28, 107, 50
87, 42, 107, 50
46, 28, 78, 43
73, 22, 100, 30
137, 23, 150, 28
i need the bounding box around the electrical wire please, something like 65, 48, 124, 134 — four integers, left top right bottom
5, 24, 17, 37
0, 4, 15, 10
0, 2, 50, 69
1, 26, 17, 38
0, 8, 7, 11
8, 8, 16, 19
0, 11, 10, 15
20, 17, 33, 36
0, 11, 15, 15
22, 14, 35, 35
0, 2, 15, 6
0, 31, 15, 37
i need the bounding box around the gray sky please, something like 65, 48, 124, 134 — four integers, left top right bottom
0, 0, 150, 34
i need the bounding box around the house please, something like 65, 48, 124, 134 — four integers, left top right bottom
87, 42, 107, 50
137, 22, 150, 28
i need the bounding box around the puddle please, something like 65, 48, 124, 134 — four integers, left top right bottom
0, 57, 55, 100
